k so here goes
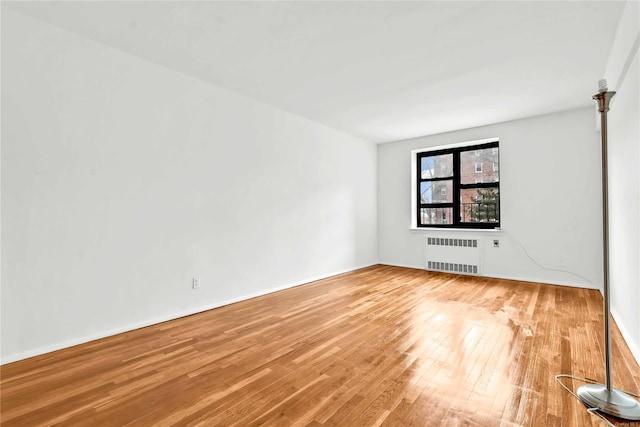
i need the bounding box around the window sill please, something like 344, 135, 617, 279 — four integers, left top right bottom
409, 227, 502, 233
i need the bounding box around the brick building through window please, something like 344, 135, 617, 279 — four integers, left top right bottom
416, 140, 500, 228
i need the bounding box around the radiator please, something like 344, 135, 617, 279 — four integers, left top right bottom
425, 237, 481, 275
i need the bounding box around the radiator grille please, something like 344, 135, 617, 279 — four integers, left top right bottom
425, 236, 481, 275
426, 261, 479, 274
426, 237, 478, 248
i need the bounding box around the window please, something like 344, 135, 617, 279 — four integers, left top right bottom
415, 140, 500, 228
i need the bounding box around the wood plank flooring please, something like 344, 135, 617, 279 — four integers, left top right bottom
1, 265, 639, 426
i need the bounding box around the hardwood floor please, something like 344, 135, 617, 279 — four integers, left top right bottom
1, 265, 639, 426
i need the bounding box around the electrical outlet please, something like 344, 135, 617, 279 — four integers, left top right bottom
493, 239, 500, 248
192, 277, 200, 289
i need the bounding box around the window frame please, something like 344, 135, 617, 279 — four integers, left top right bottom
415, 140, 500, 229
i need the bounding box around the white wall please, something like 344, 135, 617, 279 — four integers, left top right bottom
378, 107, 603, 289
1, 10, 378, 363
605, 0, 640, 363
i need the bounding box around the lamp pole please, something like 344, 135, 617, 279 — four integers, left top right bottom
576, 80, 640, 420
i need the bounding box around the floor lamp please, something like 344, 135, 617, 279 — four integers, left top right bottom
575, 79, 640, 420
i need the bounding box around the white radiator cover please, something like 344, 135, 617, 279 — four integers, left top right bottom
425, 237, 482, 275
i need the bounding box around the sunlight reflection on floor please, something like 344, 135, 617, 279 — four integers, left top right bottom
406, 299, 528, 421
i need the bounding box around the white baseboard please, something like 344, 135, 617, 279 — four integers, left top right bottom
611, 308, 640, 367
481, 273, 599, 290
378, 263, 598, 289
377, 261, 424, 270
1, 263, 376, 365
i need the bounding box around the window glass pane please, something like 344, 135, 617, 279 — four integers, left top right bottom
461, 148, 499, 184
460, 188, 500, 223
415, 142, 500, 228
421, 154, 453, 179
420, 207, 453, 225
420, 180, 453, 203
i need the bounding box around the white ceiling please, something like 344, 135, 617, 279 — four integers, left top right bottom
5, 1, 625, 143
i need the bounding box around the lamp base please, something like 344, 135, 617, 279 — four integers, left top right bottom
577, 383, 640, 420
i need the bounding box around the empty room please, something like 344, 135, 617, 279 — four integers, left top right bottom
1, 1, 639, 426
